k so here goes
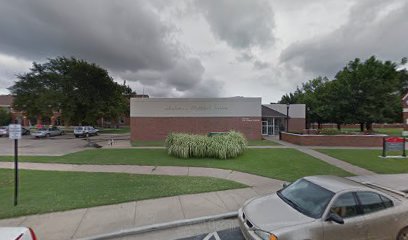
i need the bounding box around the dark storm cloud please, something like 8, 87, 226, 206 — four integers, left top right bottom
280, 0, 408, 77
0, 0, 176, 71
0, 0, 223, 97
115, 58, 223, 97
195, 0, 275, 49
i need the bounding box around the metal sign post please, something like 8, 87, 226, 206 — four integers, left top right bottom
9, 123, 22, 206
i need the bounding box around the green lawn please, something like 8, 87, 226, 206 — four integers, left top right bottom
247, 139, 280, 146
317, 149, 408, 174
132, 140, 165, 147
0, 149, 351, 181
99, 127, 130, 134
334, 128, 403, 136
374, 128, 403, 136
0, 169, 245, 219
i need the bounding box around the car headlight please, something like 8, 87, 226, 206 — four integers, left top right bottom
254, 230, 278, 240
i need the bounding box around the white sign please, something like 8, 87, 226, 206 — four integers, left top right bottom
130, 98, 262, 117
8, 124, 22, 140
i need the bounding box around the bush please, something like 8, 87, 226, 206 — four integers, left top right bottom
0, 108, 11, 126
165, 131, 247, 159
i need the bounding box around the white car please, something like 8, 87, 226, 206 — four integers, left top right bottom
74, 126, 99, 138
0, 126, 8, 137
31, 126, 64, 138
0, 227, 37, 240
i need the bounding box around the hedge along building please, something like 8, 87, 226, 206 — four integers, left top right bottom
130, 97, 306, 141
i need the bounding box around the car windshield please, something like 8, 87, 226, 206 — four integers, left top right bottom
75, 127, 84, 130
38, 128, 47, 131
277, 179, 334, 219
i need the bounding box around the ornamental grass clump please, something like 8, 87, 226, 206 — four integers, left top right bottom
165, 131, 247, 159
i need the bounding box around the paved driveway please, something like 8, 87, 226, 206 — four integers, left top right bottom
0, 134, 130, 156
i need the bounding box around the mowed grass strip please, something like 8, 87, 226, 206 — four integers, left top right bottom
0, 149, 351, 181
0, 169, 245, 219
247, 139, 280, 146
317, 149, 408, 174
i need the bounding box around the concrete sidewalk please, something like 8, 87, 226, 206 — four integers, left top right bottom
0, 163, 284, 240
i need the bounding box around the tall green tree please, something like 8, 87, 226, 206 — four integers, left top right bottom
0, 108, 11, 126
334, 56, 401, 131
9, 57, 130, 125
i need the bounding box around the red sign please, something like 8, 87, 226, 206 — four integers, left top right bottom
385, 137, 405, 143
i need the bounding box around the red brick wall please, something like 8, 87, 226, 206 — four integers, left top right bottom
281, 132, 385, 147
288, 118, 306, 132
131, 117, 262, 141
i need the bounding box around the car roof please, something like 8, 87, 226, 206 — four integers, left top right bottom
304, 175, 371, 193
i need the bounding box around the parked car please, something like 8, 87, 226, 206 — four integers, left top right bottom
31, 126, 64, 138
0, 126, 8, 137
22, 127, 30, 136
74, 126, 99, 138
0, 227, 38, 240
0, 126, 30, 137
239, 175, 408, 240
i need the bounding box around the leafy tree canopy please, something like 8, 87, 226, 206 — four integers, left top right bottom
278, 56, 408, 130
0, 108, 11, 126
9, 57, 133, 125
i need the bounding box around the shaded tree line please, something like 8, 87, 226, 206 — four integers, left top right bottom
279, 56, 408, 131
9, 57, 136, 126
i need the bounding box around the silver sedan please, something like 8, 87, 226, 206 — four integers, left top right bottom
239, 175, 408, 240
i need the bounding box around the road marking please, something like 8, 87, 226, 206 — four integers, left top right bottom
203, 231, 221, 240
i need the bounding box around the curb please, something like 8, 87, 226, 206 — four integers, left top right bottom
76, 211, 238, 240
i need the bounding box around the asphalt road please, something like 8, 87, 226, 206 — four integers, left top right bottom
0, 133, 130, 156
178, 228, 244, 240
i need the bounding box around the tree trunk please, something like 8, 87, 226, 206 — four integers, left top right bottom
360, 123, 364, 132
318, 122, 322, 129
366, 122, 373, 132
337, 123, 341, 131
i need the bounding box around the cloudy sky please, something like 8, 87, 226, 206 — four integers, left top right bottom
0, 0, 407, 103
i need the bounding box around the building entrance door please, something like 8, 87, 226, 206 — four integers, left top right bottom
262, 118, 277, 135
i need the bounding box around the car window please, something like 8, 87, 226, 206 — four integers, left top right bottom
380, 195, 394, 208
278, 179, 334, 219
330, 192, 360, 218
356, 192, 386, 214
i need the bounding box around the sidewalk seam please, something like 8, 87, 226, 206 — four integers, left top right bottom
71, 208, 89, 239
177, 196, 186, 219
132, 201, 138, 226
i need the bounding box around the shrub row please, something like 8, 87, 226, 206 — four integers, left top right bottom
165, 131, 247, 159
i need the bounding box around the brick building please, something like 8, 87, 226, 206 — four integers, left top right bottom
0, 94, 61, 126
130, 97, 306, 141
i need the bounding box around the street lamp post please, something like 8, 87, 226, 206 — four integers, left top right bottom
286, 104, 290, 132
306, 107, 310, 129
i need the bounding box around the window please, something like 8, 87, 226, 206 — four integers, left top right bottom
278, 179, 334, 219
356, 192, 386, 214
380, 195, 394, 208
330, 192, 360, 218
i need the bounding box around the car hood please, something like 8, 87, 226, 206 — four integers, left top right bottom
243, 193, 315, 232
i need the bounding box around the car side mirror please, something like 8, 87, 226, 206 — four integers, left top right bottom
326, 213, 344, 224
282, 182, 291, 188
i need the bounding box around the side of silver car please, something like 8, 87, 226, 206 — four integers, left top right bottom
322, 189, 408, 240
273, 189, 408, 240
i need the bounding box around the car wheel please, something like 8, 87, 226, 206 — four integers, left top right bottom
75, 135, 79, 138
398, 227, 408, 240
